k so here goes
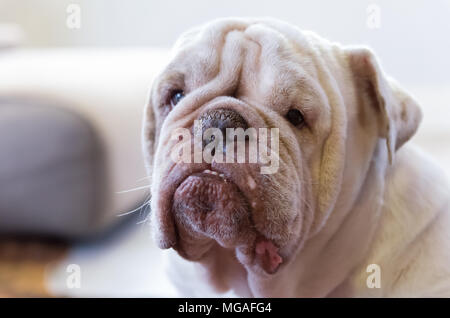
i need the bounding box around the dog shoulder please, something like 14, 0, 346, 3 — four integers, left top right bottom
378, 144, 450, 296
385, 144, 450, 221
343, 144, 450, 297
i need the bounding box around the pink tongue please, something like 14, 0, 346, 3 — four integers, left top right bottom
255, 239, 283, 274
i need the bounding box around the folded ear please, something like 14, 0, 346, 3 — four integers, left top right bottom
142, 89, 156, 180
346, 47, 422, 163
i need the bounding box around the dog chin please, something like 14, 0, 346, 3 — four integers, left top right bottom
164, 163, 285, 274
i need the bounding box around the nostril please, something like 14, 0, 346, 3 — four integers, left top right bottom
199, 108, 248, 151
203, 134, 217, 153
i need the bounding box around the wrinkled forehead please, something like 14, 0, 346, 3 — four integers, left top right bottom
162, 19, 323, 100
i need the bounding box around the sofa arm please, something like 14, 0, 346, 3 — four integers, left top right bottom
0, 99, 110, 238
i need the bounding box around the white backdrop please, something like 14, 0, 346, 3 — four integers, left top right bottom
1, 0, 450, 86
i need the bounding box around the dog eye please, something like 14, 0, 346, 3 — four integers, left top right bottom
286, 109, 305, 127
170, 90, 185, 107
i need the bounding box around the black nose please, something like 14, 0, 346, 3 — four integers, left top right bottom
198, 108, 248, 149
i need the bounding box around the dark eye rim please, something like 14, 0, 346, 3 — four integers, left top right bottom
285, 108, 306, 128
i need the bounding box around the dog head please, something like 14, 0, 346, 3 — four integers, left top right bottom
142, 17, 422, 276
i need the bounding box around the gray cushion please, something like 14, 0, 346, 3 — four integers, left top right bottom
0, 99, 108, 238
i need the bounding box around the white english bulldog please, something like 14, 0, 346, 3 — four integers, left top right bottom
142, 17, 450, 297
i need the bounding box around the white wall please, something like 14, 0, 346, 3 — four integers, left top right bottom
1, 0, 450, 86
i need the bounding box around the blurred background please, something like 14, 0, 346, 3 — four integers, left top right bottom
0, 0, 449, 297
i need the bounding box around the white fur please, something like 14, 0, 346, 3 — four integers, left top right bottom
143, 18, 450, 297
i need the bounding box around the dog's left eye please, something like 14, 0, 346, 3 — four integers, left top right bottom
286, 109, 305, 127
170, 90, 185, 107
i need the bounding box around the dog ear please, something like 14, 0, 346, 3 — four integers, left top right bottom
346, 47, 422, 163
142, 88, 156, 180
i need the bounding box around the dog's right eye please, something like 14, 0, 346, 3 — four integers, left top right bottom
286, 109, 305, 128
170, 90, 185, 107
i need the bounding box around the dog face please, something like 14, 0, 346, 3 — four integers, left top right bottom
142, 18, 421, 276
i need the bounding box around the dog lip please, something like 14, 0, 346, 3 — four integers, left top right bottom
170, 167, 249, 217
169, 166, 247, 206
162, 164, 249, 242
173, 169, 250, 238
157, 163, 212, 249
194, 169, 230, 182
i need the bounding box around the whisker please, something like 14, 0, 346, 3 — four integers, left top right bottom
136, 216, 150, 225
136, 175, 152, 182
117, 196, 151, 217
116, 185, 151, 194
